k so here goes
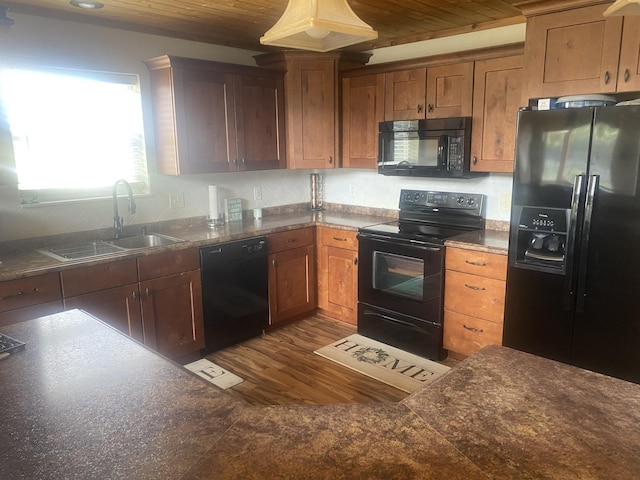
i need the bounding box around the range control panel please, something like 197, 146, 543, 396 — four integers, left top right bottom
400, 189, 485, 213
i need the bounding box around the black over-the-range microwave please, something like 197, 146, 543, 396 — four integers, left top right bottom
377, 117, 486, 178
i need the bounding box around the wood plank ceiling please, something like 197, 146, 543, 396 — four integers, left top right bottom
1, 0, 525, 52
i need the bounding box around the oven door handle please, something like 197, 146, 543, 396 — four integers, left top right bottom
363, 310, 440, 329
357, 233, 442, 252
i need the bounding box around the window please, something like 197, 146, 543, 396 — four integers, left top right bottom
0, 66, 149, 203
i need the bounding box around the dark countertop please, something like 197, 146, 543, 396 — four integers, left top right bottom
2, 310, 640, 479
0, 209, 508, 281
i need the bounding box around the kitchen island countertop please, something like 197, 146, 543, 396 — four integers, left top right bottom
2, 309, 639, 479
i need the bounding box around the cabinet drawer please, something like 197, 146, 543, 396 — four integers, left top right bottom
0, 300, 64, 327
0, 273, 62, 313
443, 310, 503, 357
317, 226, 357, 251
444, 270, 506, 323
445, 247, 507, 280
138, 248, 200, 281
60, 258, 138, 297
268, 228, 314, 254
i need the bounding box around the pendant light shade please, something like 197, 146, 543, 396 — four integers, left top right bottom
260, 0, 378, 52
603, 0, 640, 16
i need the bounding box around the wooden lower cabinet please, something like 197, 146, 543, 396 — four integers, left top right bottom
139, 270, 203, 358
316, 227, 358, 325
0, 272, 63, 327
64, 283, 143, 341
443, 247, 507, 357
61, 249, 204, 359
268, 228, 316, 325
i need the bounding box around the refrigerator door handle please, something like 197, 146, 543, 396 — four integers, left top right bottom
564, 174, 585, 310
576, 174, 599, 313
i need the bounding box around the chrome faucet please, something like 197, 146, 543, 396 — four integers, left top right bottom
113, 179, 137, 239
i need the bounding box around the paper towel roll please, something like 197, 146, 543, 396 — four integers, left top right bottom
208, 185, 219, 220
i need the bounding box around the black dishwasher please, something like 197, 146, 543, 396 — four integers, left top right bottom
200, 236, 269, 353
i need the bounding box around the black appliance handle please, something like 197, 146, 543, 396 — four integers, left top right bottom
363, 310, 440, 329
576, 174, 599, 313
563, 174, 584, 310
357, 233, 442, 252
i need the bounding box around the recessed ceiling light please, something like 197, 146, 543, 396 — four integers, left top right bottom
70, 0, 104, 9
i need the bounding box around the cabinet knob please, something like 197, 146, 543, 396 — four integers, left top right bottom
272, 259, 276, 267
604, 71, 610, 84
473, 156, 478, 165
132, 291, 137, 300
354, 257, 358, 265
417, 104, 423, 113
427, 104, 433, 113
328, 156, 333, 164
241, 158, 246, 165
625, 68, 631, 82
145, 287, 150, 296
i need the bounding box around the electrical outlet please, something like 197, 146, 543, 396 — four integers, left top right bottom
253, 186, 262, 201
500, 193, 511, 211
169, 193, 185, 209
349, 184, 357, 197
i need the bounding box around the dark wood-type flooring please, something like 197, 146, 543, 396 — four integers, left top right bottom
205, 315, 458, 406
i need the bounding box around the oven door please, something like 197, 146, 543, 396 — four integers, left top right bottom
357, 232, 444, 323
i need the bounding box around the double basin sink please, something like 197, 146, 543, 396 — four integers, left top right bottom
38, 233, 185, 262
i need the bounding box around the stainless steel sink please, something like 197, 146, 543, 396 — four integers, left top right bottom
38, 233, 185, 261
105, 233, 185, 249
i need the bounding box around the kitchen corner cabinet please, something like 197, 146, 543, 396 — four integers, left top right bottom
522, 2, 640, 98
341, 73, 385, 169
316, 227, 358, 325
443, 247, 507, 358
144, 55, 285, 175
267, 228, 317, 325
384, 62, 473, 121
255, 51, 369, 169
470, 55, 524, 173
0, 273, 63, 328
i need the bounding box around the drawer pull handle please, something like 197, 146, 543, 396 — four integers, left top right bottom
625, 68, 631, 82
463, 324, 484, 333
333, 237, 347, 242
464, 283, 485, 291
284, 239, 297, 243
354, 257, 358, 265
465, 260, 486, 267
0, 291, 25, 301
604, 71, 610, 84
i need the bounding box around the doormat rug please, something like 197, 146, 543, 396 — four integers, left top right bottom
183, 358, 244, 390
314, 334, 450, 393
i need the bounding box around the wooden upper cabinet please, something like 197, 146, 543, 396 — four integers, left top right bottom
144, 55, 285, 175
523, 3, 624, 98
617, 16, 640, 92
426, 62, 473, 118
471, 55, 524, 173
233, 74, 286, 171
341, 73, 385, 169
384, 68, 426, 120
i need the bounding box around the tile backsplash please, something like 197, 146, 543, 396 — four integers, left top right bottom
0, 169, 513, 242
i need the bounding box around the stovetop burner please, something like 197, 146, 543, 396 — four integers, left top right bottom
359, 189, 485, 245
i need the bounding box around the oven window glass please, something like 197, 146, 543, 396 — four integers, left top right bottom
372, 251, 424, 300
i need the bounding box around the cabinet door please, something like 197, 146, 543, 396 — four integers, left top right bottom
149, 66, 237, 175
524, 4, 623, 98
286, 58, 336, 169
268, 245, 316, 325
234, 73, 286, 171
617, 16, 640, 93
471, 55, 524, 173
317, 243, 358, 325
64, 284, 144, 342
140, 270, 204, 358
426, 62, 473, 118
341, 73, 384, 169
384, 68, 426, 120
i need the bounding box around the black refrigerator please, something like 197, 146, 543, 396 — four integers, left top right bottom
503, 105, 640, 384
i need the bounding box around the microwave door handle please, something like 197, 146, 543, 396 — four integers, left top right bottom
438, 135, 448, 169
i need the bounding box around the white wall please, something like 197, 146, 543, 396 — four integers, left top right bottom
0, 12, 517, 242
